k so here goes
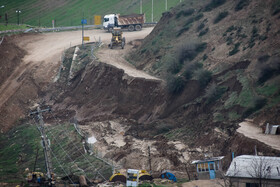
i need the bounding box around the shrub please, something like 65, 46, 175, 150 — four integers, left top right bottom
176, 8, 195, 18
252, 26, 258, 37
226, 25, 236, 32
197, 22, 205, 32
193, 69, 212, 87
177, 24, 192, 37
176, 42, 198, 63
243, 97, 267, 118
194, 13, 204, 21
204, 0, 226, 12
226, 36, 233, 45
229, 42, 240, 56
204, 83, 227, 103
196, 42, 207, 52
214, 11, 229, 24
176, 42, 207, 63
256, 57, 280, 84
272, 0, 280, 15
167, 75, 185, 94
156, 123, 174, 134
258, 55, 270, 63
235, 0, 250, 11
203, 54, 208, 60
162, 55, 181, 74
199, 28, 209, 36
183, 62, 203, 80
259, 35, 268, 41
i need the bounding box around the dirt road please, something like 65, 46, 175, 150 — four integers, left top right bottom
97, 39, 159, 80
0, 28, 154, 131
237, 120, 280, 151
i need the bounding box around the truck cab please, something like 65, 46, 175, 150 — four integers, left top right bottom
103, 14, 116, 31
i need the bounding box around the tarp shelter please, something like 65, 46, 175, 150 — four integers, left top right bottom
160, 171, 177, 182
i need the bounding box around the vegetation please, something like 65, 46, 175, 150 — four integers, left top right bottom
0, 123, 112, 182
0, 0, 182, 27
197, 22, 205, 32
272, 0, 280, 15
256, 57, 280, 84
176, 8, 194, 19
174, 42, 207, 69
162, 54, 181, 74
183, 62, 203, 80
235, 0, 250, 11
194, 13, 204, 21
193, 68, 212, 88
199, 28, 209, 36
167, 75, 185, 94
204, 0, 226, 12
0, 24, 30, 31
204, 83, 227, 104
214, 11, 229, 24
229, 42, 240, 56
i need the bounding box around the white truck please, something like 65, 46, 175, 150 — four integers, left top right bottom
103, 13, 145, 32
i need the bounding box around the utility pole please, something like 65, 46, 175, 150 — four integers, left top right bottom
140, 0, 142, 14
148, 146, 152, 172
16, 9, 21, 25
151, 0, 153, 22
82, 12, 84, 47
166, 0, 167, 11
30, 106, 53, 184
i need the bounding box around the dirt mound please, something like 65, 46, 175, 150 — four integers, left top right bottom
0, 36, 26, 87
48, 59, 166, 123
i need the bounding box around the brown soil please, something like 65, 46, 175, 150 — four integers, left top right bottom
0, 28, 154, 132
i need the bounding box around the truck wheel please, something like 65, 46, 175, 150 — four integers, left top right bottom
109, 42, 113, 49
122, 37, 126, 44
108, 27, 113, 33
135, 25, 142, 31
121, 42, 125, 49
128, 25, 134, 32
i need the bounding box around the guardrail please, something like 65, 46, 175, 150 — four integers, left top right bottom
0, 23, 157, 35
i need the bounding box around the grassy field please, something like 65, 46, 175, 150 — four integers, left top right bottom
0, 0, 182, 29
0, 122, 112, 183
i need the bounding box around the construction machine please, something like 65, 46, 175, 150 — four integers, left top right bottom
109, 28, 125, 49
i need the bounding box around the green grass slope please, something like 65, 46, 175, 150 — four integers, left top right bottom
0, 0, 182, 28
0, 122, 112, 183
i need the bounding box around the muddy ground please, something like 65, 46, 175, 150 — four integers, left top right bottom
0, 27, 280, 181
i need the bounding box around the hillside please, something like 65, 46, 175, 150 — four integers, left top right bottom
1, 0, 280, 185
0, 0, 182, 28
130, 0, 280, 127
127, 0, 280, 165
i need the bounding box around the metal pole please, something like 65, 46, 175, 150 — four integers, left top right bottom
36, 107, 53, 180
151, 0, 153, 22
140, 0, 142, 14
17, 11, 19, 25
166, 0, 167, 11
82, 12, 84, 47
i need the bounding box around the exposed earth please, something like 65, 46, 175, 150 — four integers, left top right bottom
0, 28, 154, 132
1, 22, 280, 184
